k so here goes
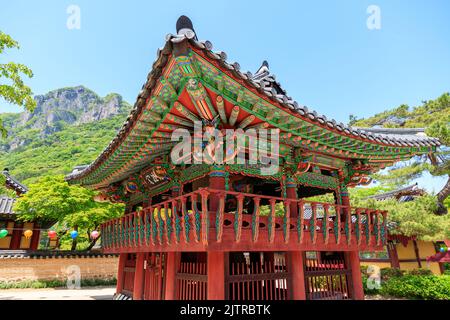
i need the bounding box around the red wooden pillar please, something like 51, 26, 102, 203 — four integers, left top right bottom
133, 252, 145, 300
164, 252, 180, 300
30, 227, 41, 250
116, 253, 127, 294
387, 241, 400, 269
10, 222, 22, 249
209, 167, 226, 211
287, 251, 306, 300
207, 251, 225, 300
285, 176, 298, 217
347, 251, 365, 300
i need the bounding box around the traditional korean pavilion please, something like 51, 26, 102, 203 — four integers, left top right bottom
66, 16, 440, 300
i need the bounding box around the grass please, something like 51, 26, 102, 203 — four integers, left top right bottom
0, 277, 116, 290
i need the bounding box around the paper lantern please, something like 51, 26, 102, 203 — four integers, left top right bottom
24, 229, 33, 239
70, 230, 79, 239
0, 229, 8, 239
90, 230, 99, 239
48, 230, 57, 239
440, 247, 447, 253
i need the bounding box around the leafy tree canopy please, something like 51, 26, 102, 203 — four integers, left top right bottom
351, 92, 450, 214
13, 175, 124, 250
0, 31, 36, 138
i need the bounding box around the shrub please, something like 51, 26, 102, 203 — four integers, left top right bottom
362, 267, 450, 300
380, 275, 450, 300
0, 278, 116, 290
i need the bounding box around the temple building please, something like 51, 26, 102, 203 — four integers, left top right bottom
0, 169, 41, 250
360, 184, 446, 275
66, 16, 440, 300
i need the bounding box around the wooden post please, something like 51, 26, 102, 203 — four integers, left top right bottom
10, 222, 22, 249
387, 241, 400, 269
207, 251, 225, 300
413, 240, 422, 268
164, 252, 179, 300
133, 253, 145, 300
30, 227, 41, 250
209, 167, 226, 211
286, 177, 298, 218
116, 253, 127, 294
287, 251, 306, 300
347, 251, 365, 300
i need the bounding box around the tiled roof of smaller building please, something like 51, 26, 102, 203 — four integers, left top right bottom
0, 196, 15, 216
368, 183, 425, 202
2, 170, 28, 194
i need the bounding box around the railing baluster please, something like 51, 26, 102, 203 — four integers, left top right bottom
298, 201, 304, 244
173, 200, 180, 244
216, 193, 225, 243
346, 206, 352, 245
323, 204, 329, 244
283, 200, 290, 244
164, 202, 170, 245
356, 209, 361, 246
269, 198, 276, 243
191, 194, 200, 243
252, 197, 260, 243
181, 197, 189, 243
311, 204, 317, 244
235, 194, 244, 242
335, 206, 341, 245
200, 189, 209, 245
365, 209, 371, 246
381, 211, 388, 245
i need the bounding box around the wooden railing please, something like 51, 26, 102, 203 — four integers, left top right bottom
100, 188, 387, 252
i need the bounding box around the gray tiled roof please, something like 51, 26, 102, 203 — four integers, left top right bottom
0, 196, 15, 215
368, 183, 424, 201
65, 16, 441, 182
2, 170, 27, 194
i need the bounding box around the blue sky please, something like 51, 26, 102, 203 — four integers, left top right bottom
0, 0, 448, 191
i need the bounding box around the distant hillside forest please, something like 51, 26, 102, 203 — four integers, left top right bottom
350, 92, 450, 129
0, 86, 131, 185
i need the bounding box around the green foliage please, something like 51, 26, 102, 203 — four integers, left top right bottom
0, 277, 116, 289
352, 92, 450, 207
362, 267, 450, 300
0, 113, 128, 185
0, 31, 36, 137
353, 194, 450, 241
13, 175, 124, 250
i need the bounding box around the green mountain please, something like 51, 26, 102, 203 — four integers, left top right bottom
350, 92, 450, 129
0, 86, 132, 184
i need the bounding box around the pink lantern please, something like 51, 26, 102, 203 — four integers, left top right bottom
48, 230, 57, 239
90, 230, 99, 239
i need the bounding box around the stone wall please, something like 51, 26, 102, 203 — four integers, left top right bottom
0, 251, 119, 282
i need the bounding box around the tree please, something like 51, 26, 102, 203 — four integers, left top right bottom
0, 31, 36, 138
352, 93, 450, 215
14, 175, 124, 250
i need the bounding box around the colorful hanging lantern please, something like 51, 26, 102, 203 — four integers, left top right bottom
90, 230, 99, 239
440, 247, 448, 253
0, 229, 8, 239
70, 230, 79, 239
24, 229, 33, 239
48, 230, 57, 239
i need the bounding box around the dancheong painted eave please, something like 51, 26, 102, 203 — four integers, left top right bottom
65, 16, 440, 188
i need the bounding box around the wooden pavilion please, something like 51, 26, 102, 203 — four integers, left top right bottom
66, 16, 440, 300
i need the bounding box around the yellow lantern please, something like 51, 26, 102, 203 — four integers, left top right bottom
24, 229, 33, 239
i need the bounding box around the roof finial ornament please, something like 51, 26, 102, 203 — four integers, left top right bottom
176, 15, 197, 40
